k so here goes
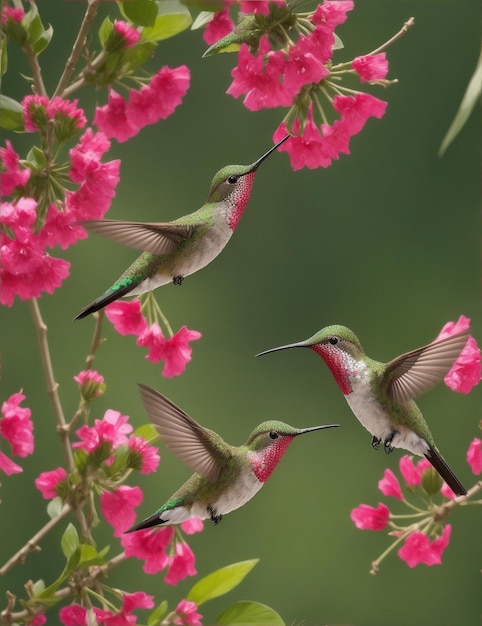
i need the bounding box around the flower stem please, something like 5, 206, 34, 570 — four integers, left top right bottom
0, 504, 71, 576
85, 310, 105, 370
53, 0, 102, 98
367, 16, 415, 56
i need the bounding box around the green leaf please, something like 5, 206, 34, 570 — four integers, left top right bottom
78, 544, 110, 568
147, 600, 168, 626
1, 35, 7, 77
187, 559, 259, 606
32, 580, 46, 596
134, 423, 159, 443
333, 32, 344, 50
191, 10, 214, 31
98, 16, 114, 47
142, 0, 192, 42
47, 497, 64, 520
439, 43, 482, 156
119, 0, 158, 27
61, 523, 79, 559
0, 94, 24, 130
32, 24, 53, 55
216, 601, 285, 626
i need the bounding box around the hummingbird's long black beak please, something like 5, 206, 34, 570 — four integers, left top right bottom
248, 134, 290, 173
256, 340, 307, 357
298, 424, 340, 434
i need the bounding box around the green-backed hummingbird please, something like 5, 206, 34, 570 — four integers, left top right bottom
126, 384, 339, 531
257, 324, 470, 496
75, 135, 290, 320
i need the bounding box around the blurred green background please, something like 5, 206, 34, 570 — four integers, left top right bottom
1, 1, 481, 624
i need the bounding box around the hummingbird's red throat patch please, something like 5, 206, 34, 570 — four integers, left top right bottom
247, 436, 294, 482
227, 172, 256, 230
311, 344, 353, 395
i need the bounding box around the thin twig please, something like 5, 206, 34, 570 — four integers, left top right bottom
368, 16, 415, 56
85, 310, 105, 370
23, 45, 47, 97
1, 552, 127, 625
28, 299, 74, 473
0, 505, 71, 576
53, 0, 101, 98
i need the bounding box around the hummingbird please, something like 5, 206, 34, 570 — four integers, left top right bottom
126, 384, 339, 531
257, 324, 470, 496
75, 135, 290, 320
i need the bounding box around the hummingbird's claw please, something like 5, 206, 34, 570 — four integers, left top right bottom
173, 275, 184, 286
371, 436, 381, 450
383, 432, 396, 454
207, 505, 223, 525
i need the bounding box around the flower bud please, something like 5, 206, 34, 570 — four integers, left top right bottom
421, 466, 443, 496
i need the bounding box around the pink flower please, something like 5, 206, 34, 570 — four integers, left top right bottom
21, 94, 50, 132
311, 0, 354, 29
378, 468, 403, 500
333, 93, 388, 135
94, 89, 138, 143
145, 65, 191, 120
172, 599, 202, 626
69, 128, 112, 181
113, 20, 140, 47
101, 485, 143, 536
440, 483, 456, 500
399, 455, 431, 487
59, 604, 87, 626
398, 525, 452, 568
165, 541, 197, 585
227, 38, 291, 111
21, 95, 86, 139
121, 526, 174, 574
39, 204, 87, 250
436, 315, 481, 393
0, 141, 31, 195
273, 116, 332, 171
0, 452, 22, 475
31, 615, 46, 626
350, 503, 390, 531
94, 591, 154, 625
1, 392, 33, 457
203, 9, 234, 45
35, 467, 67, 499
74, 369, 105, 401
352, 53, 389, 82
66, 158, 120, 220
73, 409, 132, 452
1, 6, 25, 24
467, 438, 482, 475
105, 300, 148, 336
128, 436, 160, 474
137, 324, 202, 378
181, 518, 204, 535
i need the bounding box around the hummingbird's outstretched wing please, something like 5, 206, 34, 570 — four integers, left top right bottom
138, 384, 224, 483
424, 445, 467, 496
384, 329, 470, 403
80, 219, 198, 256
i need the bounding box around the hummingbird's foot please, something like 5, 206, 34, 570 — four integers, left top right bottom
383, 432, 397, 454
371, 436, 382, 450
207, 505, 222, 526
173, 275, 184, 286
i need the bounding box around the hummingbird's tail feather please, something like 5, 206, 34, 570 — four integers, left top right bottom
74, 282, 138, 320
124, 511, 167, 533
424, 446, 467, 496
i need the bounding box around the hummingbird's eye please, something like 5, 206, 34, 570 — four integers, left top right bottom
329, 336, 339, 345
269, 431, 280, 440
227, 175, 239, 184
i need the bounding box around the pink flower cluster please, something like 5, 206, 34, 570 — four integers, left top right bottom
22, 94, 87, 140
0, 391, 33, 476
436, 315, 481, 394
94, 65, 190, 143
74, 369, 105, 401
1, 129, 120, 306
350, 447, 482, 570
121, 520, 203, 585
105, 300, 202, 378
172, 599, 202, 626
1, 6, 25, 24
59, 592, 154, 626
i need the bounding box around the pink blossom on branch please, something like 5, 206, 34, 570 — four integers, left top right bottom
0, 391, 33, 457
73, 409, 132, 453
105, 300, 148, 336
74, 369, 105, 401
0, 141, 31, 195
435, 315, 481, 394
467, 438, 482, 475
121, 526, 174, 574
128, 435, 160, 474
172, 599, 203, 626
165, 541, 197, 585
397, 525, 452, 568
378, 468, 403, 500
350, 502, 390, 531
59, 604, 87, 626
399, 455, 431, 487
137, 324, 202, 378
35, 467, 67, 499
203, 9, 235, 46
112, 20, 140, 48
352, 53, 389, 83
101, 485, 143, 536
94, 591, 154, 625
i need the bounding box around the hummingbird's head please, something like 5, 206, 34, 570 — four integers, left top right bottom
206, 135, 290, 230
245, 420, 339, 482
257, 325, 365, 395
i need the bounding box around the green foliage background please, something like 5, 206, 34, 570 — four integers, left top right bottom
1, 1, 480, 624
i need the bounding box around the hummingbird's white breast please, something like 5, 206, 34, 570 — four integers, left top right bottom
344, 359, 430, 457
